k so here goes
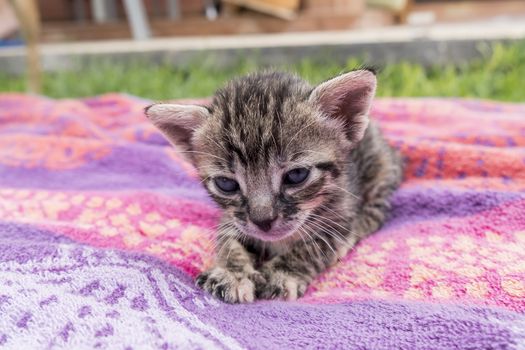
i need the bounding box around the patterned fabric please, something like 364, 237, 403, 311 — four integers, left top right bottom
1, 93, 524, 349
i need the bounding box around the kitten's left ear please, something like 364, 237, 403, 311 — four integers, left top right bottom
309, 69, 376, 143
145, 103, 209, 154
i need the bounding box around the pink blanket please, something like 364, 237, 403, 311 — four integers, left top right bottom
0, 93, 524, 349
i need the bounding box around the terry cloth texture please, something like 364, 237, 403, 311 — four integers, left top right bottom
0, 93, 524, 349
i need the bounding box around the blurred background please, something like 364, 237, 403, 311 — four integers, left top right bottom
1, 0, 524, 101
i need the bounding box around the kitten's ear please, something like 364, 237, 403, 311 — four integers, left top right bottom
145, 103, 209, 153
309, 70, 376, 143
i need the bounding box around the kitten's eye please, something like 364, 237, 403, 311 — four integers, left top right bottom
284, 168, 310, 185
214, 177, 239, 193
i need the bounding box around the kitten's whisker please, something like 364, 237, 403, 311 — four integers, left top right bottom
305, 217, 348, 246
239, 231, 248, 248
208, 223, 236, 245
301, 223, 325, 259
296, 227, 309, 256
308, 226, 348, 257
303, 222, 334, 262
214, 237, 229, 259
299, 225, 323, 261
202, 224, 223, 239
206, 224, 228, 241
198, 174, 213, 185
214, 220, 235, 229
308, 219, 357, 256
224, 226, 243, 263
302, 218, 348, 245
211, 221, 235, 237
306, 216, 354, 251
315, 205, 354, 230
307, 213, 356, 237
317, 203, 348, 221
307, 212, 349, 230
328, 184, 360, 200
214, 225, 238, 257
210, 229, 234, 252
218, 221, 241, 261
302, 221, 337, 261
216, 235, 234, 260
297, 226, 317, 262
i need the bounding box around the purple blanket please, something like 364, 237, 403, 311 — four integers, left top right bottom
2, 224, 525, 349
1, 93, 525, 349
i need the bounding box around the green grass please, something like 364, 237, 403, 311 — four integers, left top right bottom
1, 41, 524, 101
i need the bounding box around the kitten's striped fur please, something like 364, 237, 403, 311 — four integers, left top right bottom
146, 70, 403, 303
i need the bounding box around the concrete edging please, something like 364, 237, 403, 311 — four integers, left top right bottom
1, 20, 524, 74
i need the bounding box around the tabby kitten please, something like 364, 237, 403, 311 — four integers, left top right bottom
146, 69, 402, 303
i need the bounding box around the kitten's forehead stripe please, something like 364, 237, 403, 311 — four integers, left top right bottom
226, 142, 248, 167
211, 72, 313, 169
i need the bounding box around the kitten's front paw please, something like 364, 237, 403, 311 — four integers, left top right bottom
257, 269, 308, 301
196, 267, 265, 304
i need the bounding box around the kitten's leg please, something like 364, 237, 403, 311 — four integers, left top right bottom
196, 238, 264, 303
256, 238, 340, 301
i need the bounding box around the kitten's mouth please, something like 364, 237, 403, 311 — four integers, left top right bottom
237, 219, 306, 242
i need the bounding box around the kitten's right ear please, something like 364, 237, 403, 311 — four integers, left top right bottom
145, 103, 209, 153
309, 70, 376, 144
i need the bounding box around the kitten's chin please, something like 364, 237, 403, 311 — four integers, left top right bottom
245, 230, 293, 242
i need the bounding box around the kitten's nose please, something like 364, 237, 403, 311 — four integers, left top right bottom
251, 216, 277, 232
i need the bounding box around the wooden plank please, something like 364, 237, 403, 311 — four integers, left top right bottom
222, 0, 301, 20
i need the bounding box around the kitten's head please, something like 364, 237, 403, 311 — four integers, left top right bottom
146, 70, 376, 242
